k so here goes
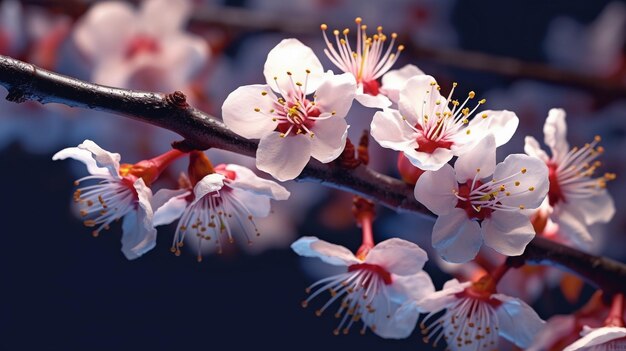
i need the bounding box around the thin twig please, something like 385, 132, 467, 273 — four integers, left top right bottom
0, 55, 624, 294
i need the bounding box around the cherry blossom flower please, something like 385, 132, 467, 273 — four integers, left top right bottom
320, 17, 410, 108
292, 236, 434, 338
53, 140, 184, 259
152, 154, 290, 260
371, 75, 519, 171
419, 277, 545, 350
564, 326, 626, 351
73, 0, 208, 92
222, 38, 356, 181
415, 135, 549, 263
524, 108, 615, 248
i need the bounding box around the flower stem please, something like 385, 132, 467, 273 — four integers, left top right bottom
605, 293, 625, 327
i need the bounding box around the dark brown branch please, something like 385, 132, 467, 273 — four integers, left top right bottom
0, 55, 624, 294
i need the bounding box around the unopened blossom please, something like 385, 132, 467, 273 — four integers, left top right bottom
222, 38, 356, 181
152, 153, 290, 259
73, 0, 208, 91
415, 135, 549, 263
292, 237, 434, 338
53, 140, 183, 259
524, 108, 615, 248
321, 17, 412, 108
371, 75, 519, 171
419, 277, 545, 350
564, 326, 626, 351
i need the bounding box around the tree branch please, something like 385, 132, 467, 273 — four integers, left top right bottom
0, 54, 624, 294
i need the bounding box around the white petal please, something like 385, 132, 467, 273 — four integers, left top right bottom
398, 75, 441, 126
222, 84, 279, 139
152, 188, 190, 227
309, 117, 348, 163
405, 147, 454, 171
392, 271, 436, 303
192, 173, 225, 205
227, 188, 271, 217
154, 33, 209, 89
493, 154, 549, 209
564, 327, 626, 351
354, 91, 392, 108
139, 0, 190, 35
370, 109, 417, 152
53, 146, 110, 177
414, 163, 458, 215
454, 134, 496, 183
482, 211, 535, 256
290, 236, 358, 266
527, 315, 577, 351
313, 73, 356, 119
225, 164, 290, 200
493, 294, 546, 348
463, 110, 519, 147
263, 38, 324, 95
524, 135, 550, 162
544, 108, 570, 161
564, 191, 615, 225
256, 133, 312, 181
365, 238, 428, 275
380, 64, 425, 104
121, 179, 156, 260
554, 207, 593, 249
365, 295, 417, 339
432, 208, 483, 263
417, 279, 470, 313
53, 140, 121, 178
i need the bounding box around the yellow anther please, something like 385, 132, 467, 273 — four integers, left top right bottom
595, 135, 602, 142
392, 33, 398, 39
468, 91, 476, 99
476, 168, 481, 172
521, 168, 527, 174
479, 98, 486, 104
343, 28, 350, 35
528, 186, 535, 191
505, 191, 511, 196
466, 129, 471, 135
254, 108, 260, 112
340, 38, 346, 45
261, 91, 267, 96
462, 108, 470, 116
296, 82, 302, 86
286, 71, 292, 76
430, 81, 436, 86
320, 24, 328, 30
355, 17, 362, 24
305, 69, 311, 74
361, 24, 367, 30
333, 29, 340, 36
515, 181, 520, 186
519, 205, 525, 210
499, 185, 506, 191
463, 119, 469, 124
279, 133, 286, 138
482, 113, 488, 119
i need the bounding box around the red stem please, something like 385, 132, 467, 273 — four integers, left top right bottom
356, 214, 375, 259
605, 293, 625, 327
491, 263, 511, 285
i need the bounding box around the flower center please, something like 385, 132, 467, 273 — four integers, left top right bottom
361, 79, 380, 96
548, 162, 565, 206
414, 123, 454, 154
456, 180, 493, 220
125, 35, 160, 60
347, 263, 392, 285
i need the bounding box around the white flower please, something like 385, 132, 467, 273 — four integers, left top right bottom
415, 135, 549, 263
152, 163, 290, 259
564, 326, 626, 351
222, 38, 356, 181
73, 0, 208, 91
524, 108, 615, 248
371, 75, 519, 171
292, 236, 434, 338
321, 17, 410, 108
53, 140, 156, 260
419, 278, 545, 350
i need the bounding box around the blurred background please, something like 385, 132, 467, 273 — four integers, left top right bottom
1, 0, 626, 349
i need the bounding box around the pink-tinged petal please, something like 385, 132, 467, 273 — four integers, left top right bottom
72, 1, 136, 61
527, 315, 577, 351
78, 140, 122, 176
554, 207, 593, 249
365, 238, 428, 275
191, 173, 225, 205
417, 279, 470, 313
225, 164, 290, 200
454, 134, 496, 183
313, 73, 356, 119
562, 190, 615, 225
263, 38, 324, 95
399, 75, 441, 126
462, 110, 519, 148
222, 84, 279, 139
544, 108, 570, 162
392, 271, 436, 303
290, 236, 358, 266
482, 211, 535, 256
227, 188, 271, 217
524, 135, 550, 162
53, 146, 110, 177
152, 188, 190, 226
414, 164, 458, 216
121, 179, 156, 260
156, 33, 209, 90
371, 109, 418, 152
92, 58, 133, 88
432, 208, 483, 263
564, 326, 626, 351
139, 0, 190, 35
492, 293, 546, 348
493, 154, 549, 209
364, 294, 418, 339
404, 147, 454, 171
309, 117, 348, 163
256, 133, 312, 181
354, 91, 392, 108
381, 64, 425, 104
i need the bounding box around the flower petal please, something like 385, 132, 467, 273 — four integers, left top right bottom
364, 295, 417, 339
482, 211, 535, 256
454, 134, 496, 183
414, 163, 458, 216
432, 208, 483, 263
226, 188, 272, 218
354, 91, 392, 108
370, 109, 418, 152
524, 135, 550, 162
53, 146, 110, 177
544, 108, 570, 162
53, 140, 121, 178
263, 38, 324, 95
256, 133, 312, 181
225, 164, 290, 200
139, 0, 190, 35
493, 154, 549, 209
222, 84, 279, 139
381, 64, 425, 104
152, 188, 190, 227
120, 179, 156, 260
405, 147, 454, 171
392, 271, 436, 303
554, 207, 593, 249
563, 326, 626, 351
365, 238, 428, 275
462, 110, 519, 148
493, 293, 545, 348
290, 236, 358, 266
562, 190, 615, 225
313, 73, 356, 119
191, 173, 225, 205
399, 75, 441, 126
417, 279, 470, 313
309, 117, 348, 163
